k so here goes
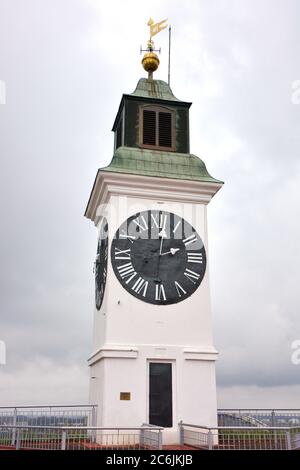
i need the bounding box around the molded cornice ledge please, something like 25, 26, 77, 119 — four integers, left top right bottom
183, 348, 219, 361
88, 345, 139, 366
85, 171, 223, 224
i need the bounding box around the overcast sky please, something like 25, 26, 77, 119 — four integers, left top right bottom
0, 0, 300, 408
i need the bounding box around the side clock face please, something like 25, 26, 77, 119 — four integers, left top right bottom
95, 218, 108, 310
111, 210, 206, 305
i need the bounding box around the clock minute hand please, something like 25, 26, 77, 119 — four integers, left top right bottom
158, 229, 167, 255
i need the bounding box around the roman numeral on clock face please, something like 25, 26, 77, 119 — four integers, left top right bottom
173, 220, 182, 234
187, 252, 203, 264
151, 213, 159, 228
155, 283, 166, 301
133, 215, 148, 232
120, 230, 136, 244
117, 262, 137, 284
131, 277, 148, 297
184, 268, 201, 284
175, 281, 187, 298
183, 234, 198, 247
159, 214, 167, 230
151, 213, 168, 230
114, 248, 131, 260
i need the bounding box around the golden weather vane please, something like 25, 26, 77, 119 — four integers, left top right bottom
147, 17, 168, 39
141, 17, 168, 80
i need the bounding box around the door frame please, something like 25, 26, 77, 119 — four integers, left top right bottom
147, 359, 176, 428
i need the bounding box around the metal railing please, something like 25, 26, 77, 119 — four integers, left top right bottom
218, 409, 300, 427
0, 405, 97, 427
140, 423, 163, 449
179, 422, 300, 450
0, 424, 163, 450
0, 405, 97, 446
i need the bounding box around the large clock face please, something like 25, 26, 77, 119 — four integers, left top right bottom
95, 218, 108, 310
111, 210, 206, 305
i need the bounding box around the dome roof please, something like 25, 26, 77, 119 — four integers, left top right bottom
130, 78, 181, 102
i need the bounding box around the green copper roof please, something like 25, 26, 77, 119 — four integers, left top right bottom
130, 78, 182, 102
101, 147, 222, 184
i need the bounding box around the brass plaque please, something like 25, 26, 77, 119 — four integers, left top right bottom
120, 392, 131, 401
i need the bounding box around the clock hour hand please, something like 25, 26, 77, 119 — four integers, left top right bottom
161, 248, 180, 256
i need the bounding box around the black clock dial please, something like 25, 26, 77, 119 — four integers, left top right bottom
95, 218, 108, 310
111, 210, 206, 305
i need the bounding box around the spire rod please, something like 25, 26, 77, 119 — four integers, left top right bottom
168, 26, 172, 86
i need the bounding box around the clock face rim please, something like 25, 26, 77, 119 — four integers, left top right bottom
111, 210, 206, 306
95, 218, 108, 311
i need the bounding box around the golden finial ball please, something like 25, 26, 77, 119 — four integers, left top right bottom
142, 52, 160, 73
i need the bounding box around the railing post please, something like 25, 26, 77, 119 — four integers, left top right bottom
15, 429, 20, 450
271, 410, 276, 427
207, 430, 213, 450
61, 430, 67, 450
139, 426, 144, 449
11, 408, 17, 446
91, 406, 97, 443
91, 406, 97, 427
158, 430, 163, 450
179, 421, 184, 446
286, 430, 292, 450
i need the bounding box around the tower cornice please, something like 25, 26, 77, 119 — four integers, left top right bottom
85, 170, 223, 225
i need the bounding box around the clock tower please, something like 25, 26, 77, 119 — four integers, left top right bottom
85, 29, 223, 444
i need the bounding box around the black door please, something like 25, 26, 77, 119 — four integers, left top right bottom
149, 363, 173, 427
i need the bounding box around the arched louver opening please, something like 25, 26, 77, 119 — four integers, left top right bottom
141, 106, 174, 150
158, 112, 172, 148
143, 110, 156, 145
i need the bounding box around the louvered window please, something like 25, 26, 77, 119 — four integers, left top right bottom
143, 111, 156, 145
141, 107, 174, 150
159, 112, 172, 147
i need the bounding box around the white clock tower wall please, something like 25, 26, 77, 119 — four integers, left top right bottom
87, 177, 221, 443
